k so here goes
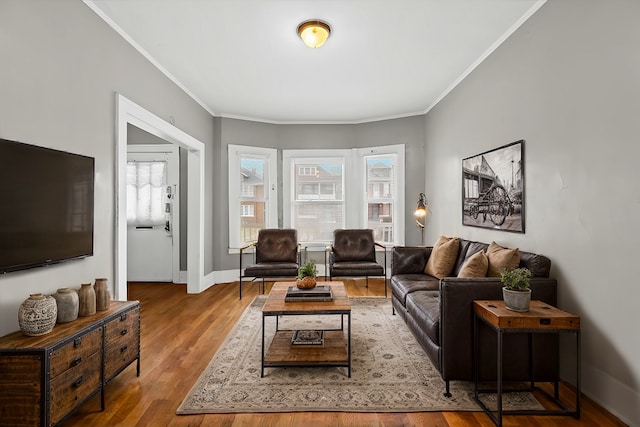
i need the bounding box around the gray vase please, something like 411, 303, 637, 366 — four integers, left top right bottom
502, 287, 531, 312
52, 288, 79, 323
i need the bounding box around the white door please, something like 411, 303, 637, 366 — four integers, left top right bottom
127, 145, 179, 282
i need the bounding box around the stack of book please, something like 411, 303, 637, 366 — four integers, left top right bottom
284, 286, 333, 302
290, 330, 324, 347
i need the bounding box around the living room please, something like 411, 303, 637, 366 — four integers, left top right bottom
0, 0, 637, 426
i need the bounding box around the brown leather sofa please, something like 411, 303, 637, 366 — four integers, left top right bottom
390, 239, 558, 396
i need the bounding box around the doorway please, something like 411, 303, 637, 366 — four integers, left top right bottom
115, 94, 205, 300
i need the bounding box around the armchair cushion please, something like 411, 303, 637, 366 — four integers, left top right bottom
255, 229, 299, 264
332, 229, 377, 262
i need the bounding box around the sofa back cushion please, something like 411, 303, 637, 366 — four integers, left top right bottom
424, 236, 459, 278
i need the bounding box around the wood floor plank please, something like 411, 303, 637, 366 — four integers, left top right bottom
60, 279, 626, 426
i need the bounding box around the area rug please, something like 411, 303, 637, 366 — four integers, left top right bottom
177, 296, 542, 414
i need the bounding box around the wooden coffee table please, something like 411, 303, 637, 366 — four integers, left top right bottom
261, 281, 351, 377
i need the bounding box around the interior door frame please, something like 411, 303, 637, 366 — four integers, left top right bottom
115, 94, 205, 299
127, 144, 180, 283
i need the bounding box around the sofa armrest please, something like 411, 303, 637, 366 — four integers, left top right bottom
439, 277, 558, 382
392, 246, 432, 275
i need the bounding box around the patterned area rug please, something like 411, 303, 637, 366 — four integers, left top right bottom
177, 296, 541, 414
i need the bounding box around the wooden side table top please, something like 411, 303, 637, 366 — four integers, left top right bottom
263, 281, 350, 315
474, 300, 580, 331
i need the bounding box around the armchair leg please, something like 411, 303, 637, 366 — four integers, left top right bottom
365, 276, 369, 288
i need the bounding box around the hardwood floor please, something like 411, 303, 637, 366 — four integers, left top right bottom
63, 279, 626, 427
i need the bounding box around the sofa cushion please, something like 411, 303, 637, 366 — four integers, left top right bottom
424, 236, 460, 278
390, 274, 439, 305
457, 250, 489, 278
486, 241, 520, 277
406, 291, 440, 345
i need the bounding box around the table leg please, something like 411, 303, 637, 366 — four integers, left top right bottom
497, 330, 503, 427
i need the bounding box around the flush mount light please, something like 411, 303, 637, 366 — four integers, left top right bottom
297, 20, 331, 48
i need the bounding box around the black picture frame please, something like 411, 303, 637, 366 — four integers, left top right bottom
462, 140, 524, 233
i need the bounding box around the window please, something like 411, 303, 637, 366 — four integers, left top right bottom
228, 145, 277, 249
126, 161, 167, 226
284, 150, 350, 243
241, 204, 255, 217
235, 144, 405, 247
356, 145, 405, 246
298, 166, 318, 176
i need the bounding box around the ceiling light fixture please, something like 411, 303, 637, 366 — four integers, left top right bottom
297, 20, 331, 48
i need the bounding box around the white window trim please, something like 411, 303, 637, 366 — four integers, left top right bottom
283, 149, 353, 241
357, 144, 405, 246
228, 145, 277, 251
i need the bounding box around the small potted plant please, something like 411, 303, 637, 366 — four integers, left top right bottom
500, 267, 532, 312
297, 261, 318, 289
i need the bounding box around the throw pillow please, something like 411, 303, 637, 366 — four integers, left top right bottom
424, 236, 460, 279
457, 250, 489, 278
486, 241, 520, 277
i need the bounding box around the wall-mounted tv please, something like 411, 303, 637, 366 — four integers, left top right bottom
0, 138, 95, 274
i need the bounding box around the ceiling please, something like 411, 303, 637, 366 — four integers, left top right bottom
85, 0, 544, 124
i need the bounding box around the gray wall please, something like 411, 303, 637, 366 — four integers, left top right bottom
422, 0, 639, 424
0, 0, 214, 333
215, 116, 425, 270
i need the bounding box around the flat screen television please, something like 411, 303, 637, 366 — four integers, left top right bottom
0, 138, 94, 274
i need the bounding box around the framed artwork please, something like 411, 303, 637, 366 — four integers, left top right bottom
462, 140, 524, 233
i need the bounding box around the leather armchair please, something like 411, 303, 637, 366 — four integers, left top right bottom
327, 229, 387, 297
239, 229, 300, 299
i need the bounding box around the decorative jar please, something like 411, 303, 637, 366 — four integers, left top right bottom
94, 278, 111, 311
18, 293, 57, 336
78, 283, 96, 317
52, 288, 79, 323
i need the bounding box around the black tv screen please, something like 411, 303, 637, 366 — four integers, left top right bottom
0, 138, 94, 273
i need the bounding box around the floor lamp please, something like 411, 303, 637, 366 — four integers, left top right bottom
414, 193, 428, 246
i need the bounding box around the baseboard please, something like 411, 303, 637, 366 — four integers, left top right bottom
579, 361, 638, 426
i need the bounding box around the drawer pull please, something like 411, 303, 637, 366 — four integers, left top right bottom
120, 329, 128, 336
73, 337, 82, 347
120, 345, 128, 353
71, 357, 82, 367
72, 376, 83, 387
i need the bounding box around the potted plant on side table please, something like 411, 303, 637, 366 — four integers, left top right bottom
500, 267, 532, 312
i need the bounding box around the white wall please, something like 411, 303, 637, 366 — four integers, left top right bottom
0, 0, 213, 335
423, 0, 639, 424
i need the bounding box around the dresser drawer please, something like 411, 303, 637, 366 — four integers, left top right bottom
50, 327, 102, 378
49, 350, 101, 425
104, 334, 139, 381
105, 307, 140, 346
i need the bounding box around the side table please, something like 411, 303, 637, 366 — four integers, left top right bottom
473, 300, 580, 426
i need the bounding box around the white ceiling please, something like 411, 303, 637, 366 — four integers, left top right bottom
85, 0, 544, 124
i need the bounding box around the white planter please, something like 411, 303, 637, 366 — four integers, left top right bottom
502, 287, 531, 312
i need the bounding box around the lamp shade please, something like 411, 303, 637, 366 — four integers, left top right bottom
414, 193, 428, 228
297, 20, 331, 48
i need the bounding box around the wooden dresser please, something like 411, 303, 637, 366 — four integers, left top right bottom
0, 300, 140, 426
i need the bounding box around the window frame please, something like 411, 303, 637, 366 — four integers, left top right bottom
228, 145, 278, 251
